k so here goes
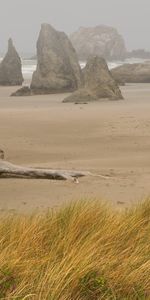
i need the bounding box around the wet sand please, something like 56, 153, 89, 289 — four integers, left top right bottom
0, 84, 150, 212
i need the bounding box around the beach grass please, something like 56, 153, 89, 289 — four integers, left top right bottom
0, 199, 150, 299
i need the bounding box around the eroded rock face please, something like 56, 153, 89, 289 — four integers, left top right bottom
30, 24, 82, 94
63, 56, 123, 103
0, 39, 23, 86
111, 62, 150, 83
0, 149, 4, 160
70, 26, 126, 61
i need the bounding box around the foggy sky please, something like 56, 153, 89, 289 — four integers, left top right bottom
0, 0, 149, 54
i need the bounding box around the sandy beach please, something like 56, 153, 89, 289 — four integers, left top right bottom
0, 84, 150, 212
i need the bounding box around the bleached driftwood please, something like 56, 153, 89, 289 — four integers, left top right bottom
0, 160, 91, 181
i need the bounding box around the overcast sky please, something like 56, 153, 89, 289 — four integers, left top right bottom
0, 0, 149, 54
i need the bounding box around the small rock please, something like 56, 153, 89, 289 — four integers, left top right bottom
0, 149, 4, 160
11, 86, 31, 97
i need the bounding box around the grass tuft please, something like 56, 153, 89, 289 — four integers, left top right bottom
0, 200, 149, 299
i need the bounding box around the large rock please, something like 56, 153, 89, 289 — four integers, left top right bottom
111, 62, 150, 83
63, 56, 123, 103
30, 24, 82, 94
70, 25, 126, 61
0, 39, 23, 86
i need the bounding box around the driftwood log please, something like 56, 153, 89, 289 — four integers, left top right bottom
0, 150, 110, 182
0, 160, 91, 182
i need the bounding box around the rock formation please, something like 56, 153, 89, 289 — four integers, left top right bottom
30, 23, 82, 94
63, 56, 123, 103
0, 39, 23, 86
70, 25, 127, 61
111, 62, 150, 83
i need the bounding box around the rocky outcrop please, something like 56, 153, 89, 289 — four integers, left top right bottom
30, 24, 82, 94
11, 86, 32, 97
111, 62, 150, 83
0, 39, 23, 86
63, 56, 123, 103
70, 25, 126, 61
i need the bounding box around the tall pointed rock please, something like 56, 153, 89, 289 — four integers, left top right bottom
0, 39, 24, 86
31, 24, 82, 94
63, 56, 123, 103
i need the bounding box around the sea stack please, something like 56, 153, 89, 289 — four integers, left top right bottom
0, 39, 23, 86
63, 56, 123, 103
70, 25, 127, 61
30, 23, 82, 94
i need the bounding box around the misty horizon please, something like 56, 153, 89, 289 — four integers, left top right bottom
0, 0, 149, 55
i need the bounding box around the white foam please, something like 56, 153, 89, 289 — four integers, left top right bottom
22, 59, 36, 79
80, 61, 86, 69
108, 58, 150, 70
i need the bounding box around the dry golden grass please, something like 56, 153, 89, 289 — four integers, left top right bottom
0, 200, 150, 299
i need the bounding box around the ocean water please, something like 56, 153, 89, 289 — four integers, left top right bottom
22, 57, 150, 80
0, 57, 149, 81
80, 58, 150, 70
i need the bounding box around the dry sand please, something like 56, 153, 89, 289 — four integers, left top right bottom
0, 84, 150, 212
